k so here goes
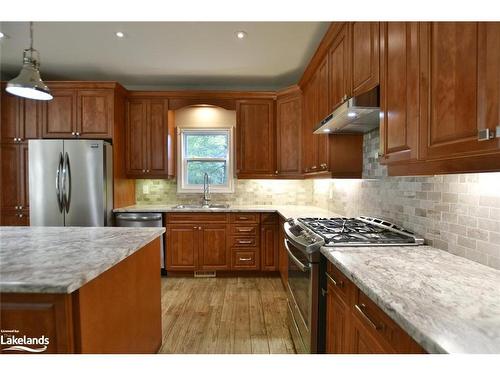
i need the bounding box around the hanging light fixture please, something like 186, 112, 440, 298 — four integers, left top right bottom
6, 22, 52, 100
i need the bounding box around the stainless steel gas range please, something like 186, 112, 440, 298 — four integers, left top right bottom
283, 216, 424, 354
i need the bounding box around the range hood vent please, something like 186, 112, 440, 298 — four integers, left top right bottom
314, 87, 380, 134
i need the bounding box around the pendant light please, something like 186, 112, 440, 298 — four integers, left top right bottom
6, 22, 52, 100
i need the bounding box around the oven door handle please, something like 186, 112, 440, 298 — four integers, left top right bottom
284, 239, 311, 272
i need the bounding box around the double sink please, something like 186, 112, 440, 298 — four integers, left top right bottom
172, 203, 230, 210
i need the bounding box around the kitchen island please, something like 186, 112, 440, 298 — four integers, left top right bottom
0, 226, 165, 354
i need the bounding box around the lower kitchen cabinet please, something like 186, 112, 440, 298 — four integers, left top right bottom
166, 224, 198, 271
0, 210, 29, 226
261, 223, 279, 271
198, 224, 230, 270
325, 261, 425, 354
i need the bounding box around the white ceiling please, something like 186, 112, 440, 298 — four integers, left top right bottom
0, 22, 329, 90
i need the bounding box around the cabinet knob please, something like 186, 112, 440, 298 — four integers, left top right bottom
311, 165, 317, 170
18, 214, 23, 218
193, 226, 197, 229
15, 206, 18, 210
146, 169, 150, 173
320, 163, 327, 169
19, 205, 23, 210
71, 132, 75, 136
19, 138, 23, 142
142, 169, 146, 173
76, 132, 80, 136
275, 170, 278, 175
198, 227, 202, 230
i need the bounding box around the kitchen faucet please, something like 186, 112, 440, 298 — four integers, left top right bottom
201, 172, 211, 208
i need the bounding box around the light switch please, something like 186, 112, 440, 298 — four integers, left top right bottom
143, 184, 150, 194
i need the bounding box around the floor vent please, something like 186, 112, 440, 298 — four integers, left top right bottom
194, 271, 216, 278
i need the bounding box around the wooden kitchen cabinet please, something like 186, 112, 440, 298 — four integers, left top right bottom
349, 22, 380, 97
325, 261, 425, 354
276, 87, 302, 177
126, 98, 169, 178
1, 90, 43, 144
236, 99, 276, 178
261, 223, 279, 271
0, 209, 29, 226
166, 224, 198, 271
42, 88, 114, 139
329, 23, 350, 111
198, 224, 230, 271
379, 22, 420, 164
1, 143, 29, 223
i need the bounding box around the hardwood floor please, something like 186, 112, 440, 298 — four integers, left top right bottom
158, 276, 296, 354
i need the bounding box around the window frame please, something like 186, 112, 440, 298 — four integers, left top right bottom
177, 127, 235, 193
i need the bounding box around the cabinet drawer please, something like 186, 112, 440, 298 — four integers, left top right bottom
231, 250, 258, 270
166, 212, 228, 223
230, 213, 259, 223
326, 262, 354, 305
230, 236, 258, 248
354, 289, 423, 353
260, 212, 278, 224
230, 224, 258, 236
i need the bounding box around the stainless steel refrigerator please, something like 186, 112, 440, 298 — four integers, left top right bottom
29, 140, 113, 226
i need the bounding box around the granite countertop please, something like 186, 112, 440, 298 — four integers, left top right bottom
321, 245, 500, 354
114, 204, 340, 220
0, 226, 165, 294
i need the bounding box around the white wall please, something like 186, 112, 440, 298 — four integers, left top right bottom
175, 105, 236, 128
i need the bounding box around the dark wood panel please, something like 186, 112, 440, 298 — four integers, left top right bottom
0, 144, 20, 211
168, 212, 229, 223
231, 249, 259, 270
1, 91, 20, 143
317, 54, 330, 171
260, 224, 278, 271
147, 99, 169, 177
21, 99, 43, 141
230, 236, 258, 248
329, 23, 350, 111
379, 22, 420, 164
77, 89, 113, 138
326, 281, 349, 354
230, 213, 260, 223
125, 99, 148, 175
1, 209, 29, 226
198, 224, 230, 270
230, 224, 258, 236
302, 73, 319, 173
329, 134, 363, 178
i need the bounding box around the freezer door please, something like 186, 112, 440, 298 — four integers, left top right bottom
29, 140, 65, 226
63, 140, 107, 226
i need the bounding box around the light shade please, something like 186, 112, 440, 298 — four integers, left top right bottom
6, 49, 52, 101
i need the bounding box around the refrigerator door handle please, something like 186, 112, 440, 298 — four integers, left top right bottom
56, 152, 64, 213
62, 152, 72, 213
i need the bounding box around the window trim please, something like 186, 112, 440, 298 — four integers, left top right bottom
177, 127, 235, 194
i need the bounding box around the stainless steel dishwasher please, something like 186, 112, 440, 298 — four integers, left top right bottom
115, 212, 166, 275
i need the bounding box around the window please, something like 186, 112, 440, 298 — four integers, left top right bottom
178, 128, 234, 193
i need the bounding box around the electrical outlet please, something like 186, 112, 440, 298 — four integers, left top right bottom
142, 184, 150, 194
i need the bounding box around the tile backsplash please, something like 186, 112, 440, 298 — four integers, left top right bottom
313, 130, 500, 270
136, 179, 314, 206
136, 129, 500, 270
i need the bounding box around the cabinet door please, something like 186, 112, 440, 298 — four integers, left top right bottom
261, 224, 278, 271
236, 100, 275, 176
126, 99, 148, 176
276, 92, 302, 176
317, 55, 330, 171
1, 210, 29, 226
77, 89, 113, 138
167, 224, 198, 271
329, 23, 350, 111
379, 22, 420, 164
21, 99, 43, 141
302, 74, 319, 173
198, 224, 229, 270
350, 22, 380, 96
1, 92, 20, 143
420, 22, 500, 160
43, 89, 77, 138
147, 99, 169, 177
0, 144, 21, 210
350, 314, 388, 354
326, 281, 349, 353
19, 143, 29, 210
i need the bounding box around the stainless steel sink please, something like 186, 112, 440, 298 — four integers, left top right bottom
172, 203, 230, 210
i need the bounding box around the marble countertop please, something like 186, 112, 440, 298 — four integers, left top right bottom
114, 204, 340, 220
321, 245, 500, 354
0, 226, 165, 294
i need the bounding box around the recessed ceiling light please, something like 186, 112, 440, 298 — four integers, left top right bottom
236, 31, 247, 39
115, 31, 125, 38
0, 32, 5, 39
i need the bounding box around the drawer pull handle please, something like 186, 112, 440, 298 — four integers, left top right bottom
354, 304, 384, 331
237, 228, 253, 232
326, 272, 344, 288
239, 257, 252, 261
238, 240, 253, 244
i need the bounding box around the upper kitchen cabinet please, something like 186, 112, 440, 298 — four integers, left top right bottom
276, 86, 302, 177
379, 22, 420, 164
125, 98, 170, 178
349, 22, 380, 97
42, 83, 116, 139
236, 99, 276, 178
329, 23, 350, 111
1, 89, 43, 144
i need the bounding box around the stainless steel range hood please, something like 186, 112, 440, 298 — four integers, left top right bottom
314, 87, 380, 134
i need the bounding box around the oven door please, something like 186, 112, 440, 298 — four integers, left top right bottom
285, 237, 317, 353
